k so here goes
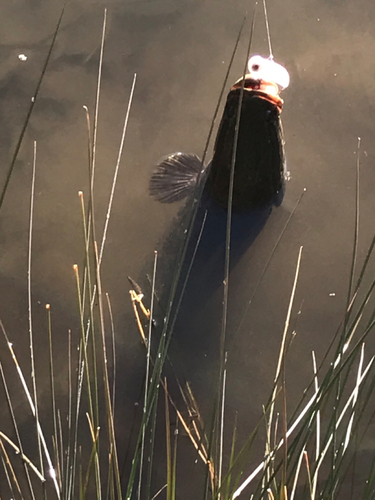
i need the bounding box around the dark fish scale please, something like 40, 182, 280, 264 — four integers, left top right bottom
206, 87, 285, 211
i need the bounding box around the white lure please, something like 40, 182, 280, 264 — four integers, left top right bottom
248, 55, 290, 91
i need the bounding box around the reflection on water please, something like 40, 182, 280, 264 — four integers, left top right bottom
1, 0, 375, 497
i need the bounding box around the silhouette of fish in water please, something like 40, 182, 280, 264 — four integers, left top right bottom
150, 55, 290, 212
148, 55, 290, 341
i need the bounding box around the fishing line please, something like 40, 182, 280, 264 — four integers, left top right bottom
262, 0, 274, 60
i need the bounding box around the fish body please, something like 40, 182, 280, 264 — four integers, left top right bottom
206, 82, 285, 210
148, 55, 290, 331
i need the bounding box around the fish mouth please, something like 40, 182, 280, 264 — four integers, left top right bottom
231, 75, 284, 111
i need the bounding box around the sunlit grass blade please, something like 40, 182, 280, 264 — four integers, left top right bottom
291, 346, 373, 494
82, 7, 107, 275
303, 451, 313, 499
0, 436, 24, 499
150, 484, 167, 500
57, 410, 64, 494
289, 446, 305, 500
0, 321, 59, 496
91, 8, 107, 190
78, 189, 100, 439
106, 449, 115, 500
218, 352, 228, 498
67, 329, 86, 500
46, 303, 60, 486
73, 263, 102, 498
219, 408, 271, 499
105, 292, 116, 415
52, 434, 62, 493
268, 246, 303, 428
343, 344, 364, 455
344, 137, 361, 335
166, 385, 210, 466
65, 328, 72, 499
27, 140, 45, 499
81, 414, 100, 499
73, 264, 95, 427
260, 246, 303, 494
181, 383, 211, 464
138, 251, 157, 499
311, 351, 320, 500
245, 344, 374, 497
99, 72, 137, 266
165, 378, 172, 500
146, 388, 159, 500
93, 241, 122, 499
171, 420, 178, 500
223, 412, 237, 498
1, 452, 20, 500
314, 352, 374, 498
0, 430, 45, 484
0, 362, 37, 499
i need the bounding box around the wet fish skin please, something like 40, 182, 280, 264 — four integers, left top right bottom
206, 85, 286, 211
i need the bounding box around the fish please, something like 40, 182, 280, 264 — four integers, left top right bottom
147, 54, 290, 317
141, 54, 291, 364
149, 54, 290, 212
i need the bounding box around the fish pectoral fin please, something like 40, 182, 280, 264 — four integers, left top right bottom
149, 152, 203, 203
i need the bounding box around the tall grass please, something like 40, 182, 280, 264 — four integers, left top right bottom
1, 6, 375, 500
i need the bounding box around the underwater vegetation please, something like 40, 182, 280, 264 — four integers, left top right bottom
1, 1, 375, 499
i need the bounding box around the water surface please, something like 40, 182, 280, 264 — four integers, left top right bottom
1, 0, 375, 497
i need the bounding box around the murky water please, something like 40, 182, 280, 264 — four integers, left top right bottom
1, 0, 375, 497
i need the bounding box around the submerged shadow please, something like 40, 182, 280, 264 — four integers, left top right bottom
150, 191, 274, 379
